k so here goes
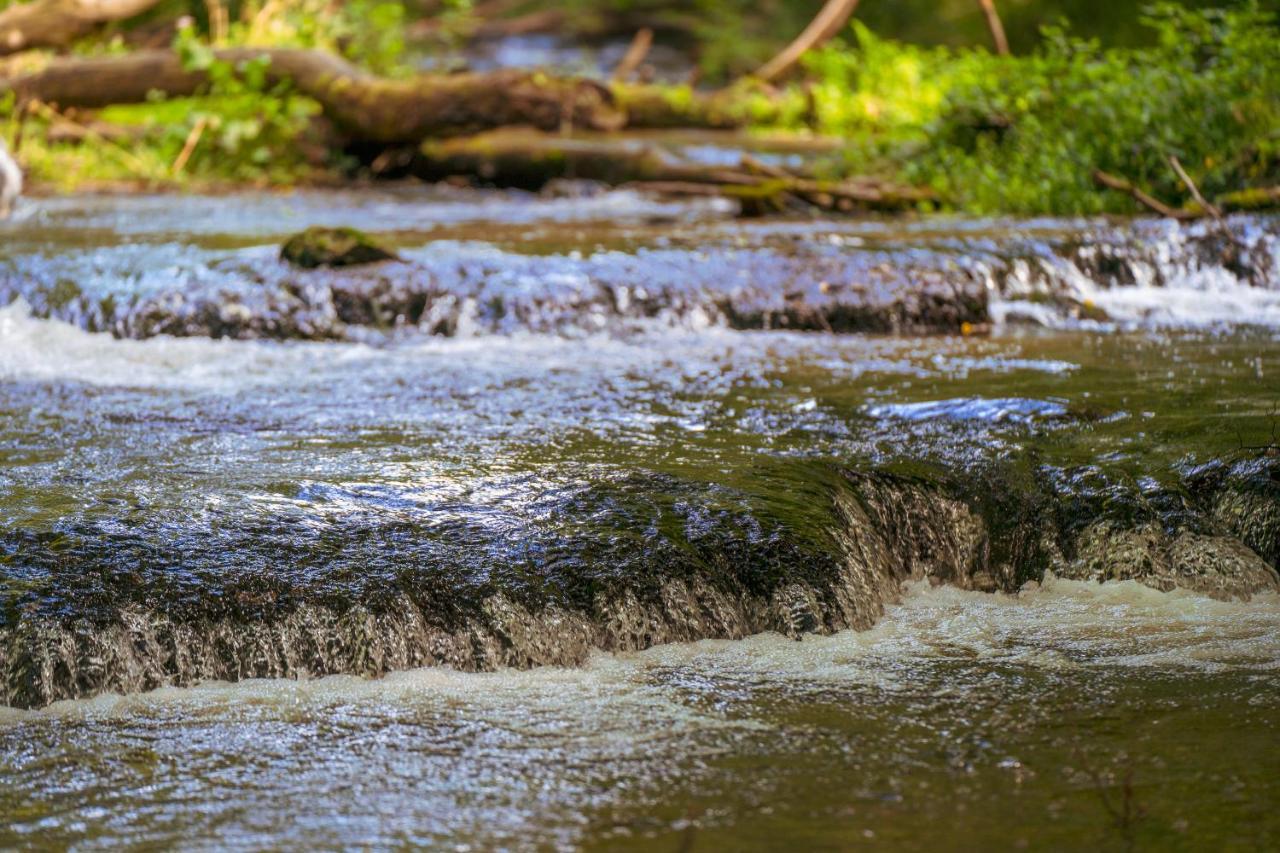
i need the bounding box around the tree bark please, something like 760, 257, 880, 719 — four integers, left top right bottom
0, 0, 162, 56
0, 49, 627, 143
751, 0, 861, 83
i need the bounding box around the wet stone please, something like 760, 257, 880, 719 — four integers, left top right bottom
2, 192, 1279, 709
280, 226, 400, 269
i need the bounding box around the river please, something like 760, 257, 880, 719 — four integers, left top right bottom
1, 188, 1277, 849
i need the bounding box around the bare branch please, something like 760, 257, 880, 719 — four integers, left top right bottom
751, 0, 861, 83
0, 0, 162, 57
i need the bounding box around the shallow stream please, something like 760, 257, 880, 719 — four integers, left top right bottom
1, 188, 1277, 849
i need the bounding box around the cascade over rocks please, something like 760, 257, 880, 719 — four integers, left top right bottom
3, 214, 1275, 342
2, 455, 1276, 709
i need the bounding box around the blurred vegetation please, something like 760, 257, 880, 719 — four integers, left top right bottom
513, 0, 1279, 78
0, 0, 1276, 214
804, 3, 1280, 213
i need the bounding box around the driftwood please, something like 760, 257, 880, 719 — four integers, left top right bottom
416, 128, 932, 213
0, 0, 162, 56
0, 49, 626, 143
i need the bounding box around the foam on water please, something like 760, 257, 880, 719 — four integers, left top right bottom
992, 215, 1280, 330
4, 577, 1273, 726
0, 299, 363, 390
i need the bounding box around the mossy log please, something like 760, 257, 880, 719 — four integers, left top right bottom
0, 48, 626, 143
0, 0, 162, 56
417, 129, 932, 213
610, 83, 751, 129
0, 46, 794, 143
1215, 186, 1280, 213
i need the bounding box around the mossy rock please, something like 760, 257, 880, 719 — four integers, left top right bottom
280, 227, 399, 269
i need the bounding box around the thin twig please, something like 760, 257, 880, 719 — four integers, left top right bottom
611, 28, 653, 83
1092, 169, 1195, 220
977, 0, 1010, 55
1168, 155, 1222, 222
751, 0, 862, 83
171, 116, 208, 176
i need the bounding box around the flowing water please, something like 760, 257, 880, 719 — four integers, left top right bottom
1, 188, 1278, 849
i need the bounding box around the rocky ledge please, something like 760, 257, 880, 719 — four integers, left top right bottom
3, 454, 1275, 709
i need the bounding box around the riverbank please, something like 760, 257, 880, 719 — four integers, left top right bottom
3, 5, 1276, 216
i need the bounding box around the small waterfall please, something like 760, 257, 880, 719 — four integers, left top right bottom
3, 214, 1276, 341
989, 216, 1280, 328
4, 456, 1275, 709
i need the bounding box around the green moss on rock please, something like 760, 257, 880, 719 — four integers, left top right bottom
280, 227, 399, 269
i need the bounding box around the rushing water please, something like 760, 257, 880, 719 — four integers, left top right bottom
2, 579, 1277, 850
1, 189, 1278, 848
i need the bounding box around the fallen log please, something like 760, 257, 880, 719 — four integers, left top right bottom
415, 128, 932, 213
0, 48, 626, 143
0, 0, 162, 56
0, 44, 775, 138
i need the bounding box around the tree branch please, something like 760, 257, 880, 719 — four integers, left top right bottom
0, 0, 162, 56
1091, 169, 1194, 220
751, 0, 861, 83
977, 0, 1010, 56
0, 49, 626, 143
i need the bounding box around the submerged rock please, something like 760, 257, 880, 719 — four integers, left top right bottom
280, 226, 400, 269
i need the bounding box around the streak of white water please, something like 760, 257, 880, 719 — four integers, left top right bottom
5, 577, 1274, 726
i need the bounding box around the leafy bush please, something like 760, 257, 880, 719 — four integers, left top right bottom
804, 3, 1280, 214
162, 20, 319, 181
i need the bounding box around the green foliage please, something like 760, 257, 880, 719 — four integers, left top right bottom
159, 20, 318, 181
800, 3, 1280, 214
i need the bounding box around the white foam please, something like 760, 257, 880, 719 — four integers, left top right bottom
6, 577, 1275, 725
993, 219, 1280, 330
0, 299, 366, 390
